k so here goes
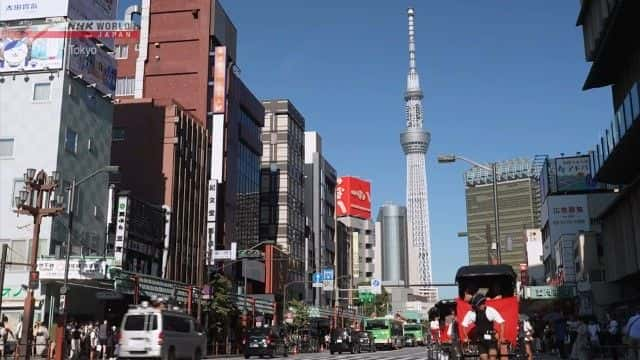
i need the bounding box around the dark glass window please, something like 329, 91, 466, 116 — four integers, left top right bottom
123, 315, 145, 330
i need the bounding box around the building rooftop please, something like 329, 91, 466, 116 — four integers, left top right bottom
463, 156, 546, 186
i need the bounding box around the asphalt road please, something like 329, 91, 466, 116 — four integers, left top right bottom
208, 347, 563, 359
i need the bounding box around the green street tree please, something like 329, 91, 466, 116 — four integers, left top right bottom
209, 273, 240, 353
288, 298, 310, 331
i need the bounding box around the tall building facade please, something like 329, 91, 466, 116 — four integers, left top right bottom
304, 132, 337, 306
112, 0, 265, 290
579, 0, 640, 309
0, 1, 117, 323
261, 100, 306, 301
399, 8, 436, 301
464, 158, 542, 272
376, 204, 409, 286
335, 176, 375, 286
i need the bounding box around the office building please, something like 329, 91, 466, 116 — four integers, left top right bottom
335, 176, 375, 286
376, 204, 409, 286
112, 1, 264, 292
464, 158, 543, 273
0, 0, 117, 324
579, 0, 640, 309
304, 132, 337, 306
261, 100, 306, 302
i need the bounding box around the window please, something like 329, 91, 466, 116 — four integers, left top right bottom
65, 128, 78, 154
1, 239, 29, 271
115, 44, 129, 59
116, 77, 135, 96
0, 138, 14, 158
33, 83, 51, 102
630, 83, 640, 124
163, 315, 190, 333
87, 137, 94, 153
112, 127, 126, 141
123, 315, 146, 330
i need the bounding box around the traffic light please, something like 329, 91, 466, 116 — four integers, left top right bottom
29, 271, 39, 290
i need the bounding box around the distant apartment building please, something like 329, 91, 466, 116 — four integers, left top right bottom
261, 100, 306, 301
464, 158, 543, 273
304, 132, 337, 306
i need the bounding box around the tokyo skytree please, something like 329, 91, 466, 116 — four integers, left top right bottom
400, 8, 438, 302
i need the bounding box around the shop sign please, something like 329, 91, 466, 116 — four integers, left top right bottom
322, 268, 334, 292
524, 285, 576, 299
2, 287, 27, 299
37, 258, 110, 280
0, 0, 69, 21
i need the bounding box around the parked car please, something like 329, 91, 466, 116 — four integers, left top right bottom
118, 301, 206, 360
354, 331, 376, 352
243, 326, 288, 359
329, 328, 357, 355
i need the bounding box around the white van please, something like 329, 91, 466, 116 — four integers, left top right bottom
118, 303, 205, 360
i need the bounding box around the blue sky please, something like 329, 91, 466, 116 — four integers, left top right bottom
118, 1, 611, 298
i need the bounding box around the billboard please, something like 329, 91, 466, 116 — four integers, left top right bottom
555, 156, 596, 192
0, 23, 65, 73
0, 0, 69, 21
336, 176, 372, 219
0, 0, 117, 21
68, 37, 117, 95
541, 155, 599, 199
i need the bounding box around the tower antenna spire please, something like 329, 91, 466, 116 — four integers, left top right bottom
408, 7, 417, 73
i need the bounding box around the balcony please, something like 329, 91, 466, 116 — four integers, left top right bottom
590, 82, 640, 184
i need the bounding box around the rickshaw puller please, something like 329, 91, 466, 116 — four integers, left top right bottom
462, 293, 506, 360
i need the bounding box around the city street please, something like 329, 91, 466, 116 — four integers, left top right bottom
207, 347, 563, 360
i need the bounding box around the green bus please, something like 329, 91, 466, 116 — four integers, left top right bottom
402, 322, 426, 346
364, 317, 404, 350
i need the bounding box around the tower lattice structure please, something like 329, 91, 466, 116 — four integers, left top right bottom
400, 8, 438, 302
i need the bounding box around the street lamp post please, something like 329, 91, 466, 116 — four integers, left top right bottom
14, 169, 64, 360
56, 165, 118, 360
438, 154, 502, 263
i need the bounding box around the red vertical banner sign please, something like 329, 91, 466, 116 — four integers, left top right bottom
212, 46, 227, 114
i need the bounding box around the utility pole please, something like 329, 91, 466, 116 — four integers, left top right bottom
14, 169, 64, 360
0, 244, 8, 310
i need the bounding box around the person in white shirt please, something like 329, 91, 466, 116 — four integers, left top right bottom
522, 319, 534, 360
462, 294, 505, 360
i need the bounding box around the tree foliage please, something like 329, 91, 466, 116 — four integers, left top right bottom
288, 299, 310, 331
208, 273, 240, 346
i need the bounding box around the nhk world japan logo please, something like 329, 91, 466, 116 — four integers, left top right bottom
18, 20, 140, 39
